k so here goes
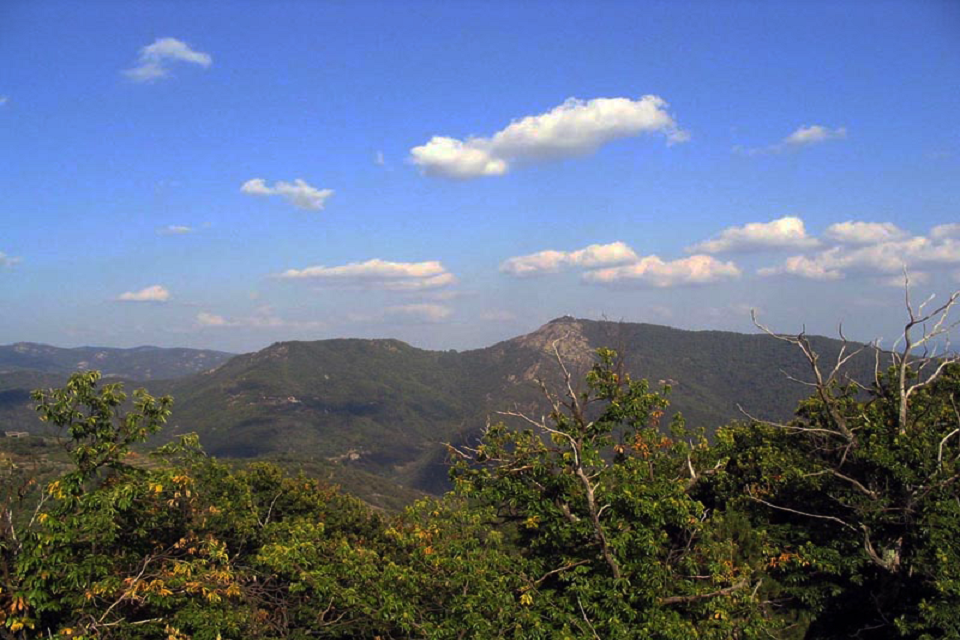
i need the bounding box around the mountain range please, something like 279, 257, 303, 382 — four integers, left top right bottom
0, 342, 234, 379
0, 318, 875, 506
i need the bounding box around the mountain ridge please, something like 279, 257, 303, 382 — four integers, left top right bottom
0, 318, 876, 503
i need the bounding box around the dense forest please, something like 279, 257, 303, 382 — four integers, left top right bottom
2, 313, 959, 639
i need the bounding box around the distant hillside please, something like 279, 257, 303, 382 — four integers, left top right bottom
0, 342, 234, 380
153, 318, 876, 495
0, 319, 877, 502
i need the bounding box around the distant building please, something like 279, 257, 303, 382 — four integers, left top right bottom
4, 431, 29, 438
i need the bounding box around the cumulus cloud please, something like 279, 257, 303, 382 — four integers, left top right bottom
117, 285, 170, 302
384, 303, 453, 323
279, 258, 457, 291
241, 178, 334, 211
501, 241, 739, 288
759, 232, 960, 281
0, 252, 21, 268
823, 221, 908, 245
410, 95, 688, 179
583, 255, 741, 288
157, 225, 193, 235
124, 37, 212, 82
931, 223, 960, 240
500, 241, 639, 277
688, 216, 819, 254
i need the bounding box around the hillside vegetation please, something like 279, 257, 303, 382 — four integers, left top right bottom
1, 325, 957, 639
0, 343, 233, 380
0, 319, 877, 503
160, 318, 877, 495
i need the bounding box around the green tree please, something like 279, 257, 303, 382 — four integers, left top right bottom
450, 346, 776, 638
709, 295, 960, 638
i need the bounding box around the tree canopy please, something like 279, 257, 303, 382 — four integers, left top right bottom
1, 300, 959, 638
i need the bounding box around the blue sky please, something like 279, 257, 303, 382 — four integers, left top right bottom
1, 0, 959, 353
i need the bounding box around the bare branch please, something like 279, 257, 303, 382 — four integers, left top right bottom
939, 428, 960, 468
803, 469, 878, 500
659, 578, 751, 605
748, 493, 857, 531
737, 404, 848, 439
532, 559, 591, 587
577, 596, 602, 640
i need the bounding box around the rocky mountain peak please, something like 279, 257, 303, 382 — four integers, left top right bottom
514, 317, 594, 368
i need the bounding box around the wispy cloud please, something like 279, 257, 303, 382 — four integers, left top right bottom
784, 125, 847, 146
410, 95, 688, 179
241, 178, 334, 211
877, 271, 930, 288
500, 241, 638, 277
736, 124, 847, 156
157, 225, 193, 235
931, 223, 960, 240
0, 96, 8, 107
279, 258, 457, 291
197, 311, 230, 326
479, 309, 517, 322
385, 303, 453, 323
117, 285, 170, 302
197, 306, 325, 329
124, 37, 212, 82
0, 251, 21, 268
688, 216, 819, 253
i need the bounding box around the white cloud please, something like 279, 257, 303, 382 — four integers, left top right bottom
197, 307, 324, 330
124, 37, 212, 82
878, 271, 930, 288
0, 252, 21, 267
823, 221, 908, 245
0, 96, 8, 106
384, 303, 453, 323
583, 255, 741, 288
760, 233, 960, 281
375, 151, 385, 166
410, 137, 507, 178
738, 124, 847, 155
784, 125, 847, 146
279, 258, 457, 291
500, 241, 639, 277
688, 216, 819, 254
480, 309, 517, 322
117, 285, 170, 302
197, 311, 229, 326
241, 178, 334, 211
157, 225, 193, 235
931, 223, 960, 240
410, 95, 688, 179
757, 253, 844, 280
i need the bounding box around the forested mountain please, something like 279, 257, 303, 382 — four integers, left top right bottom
157, 317, 875, 494
0, 342, 234, 379
0, 318, 875, 498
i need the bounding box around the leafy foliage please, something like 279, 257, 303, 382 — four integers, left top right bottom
2, 321, 957, 638
450, 348, 774, 638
